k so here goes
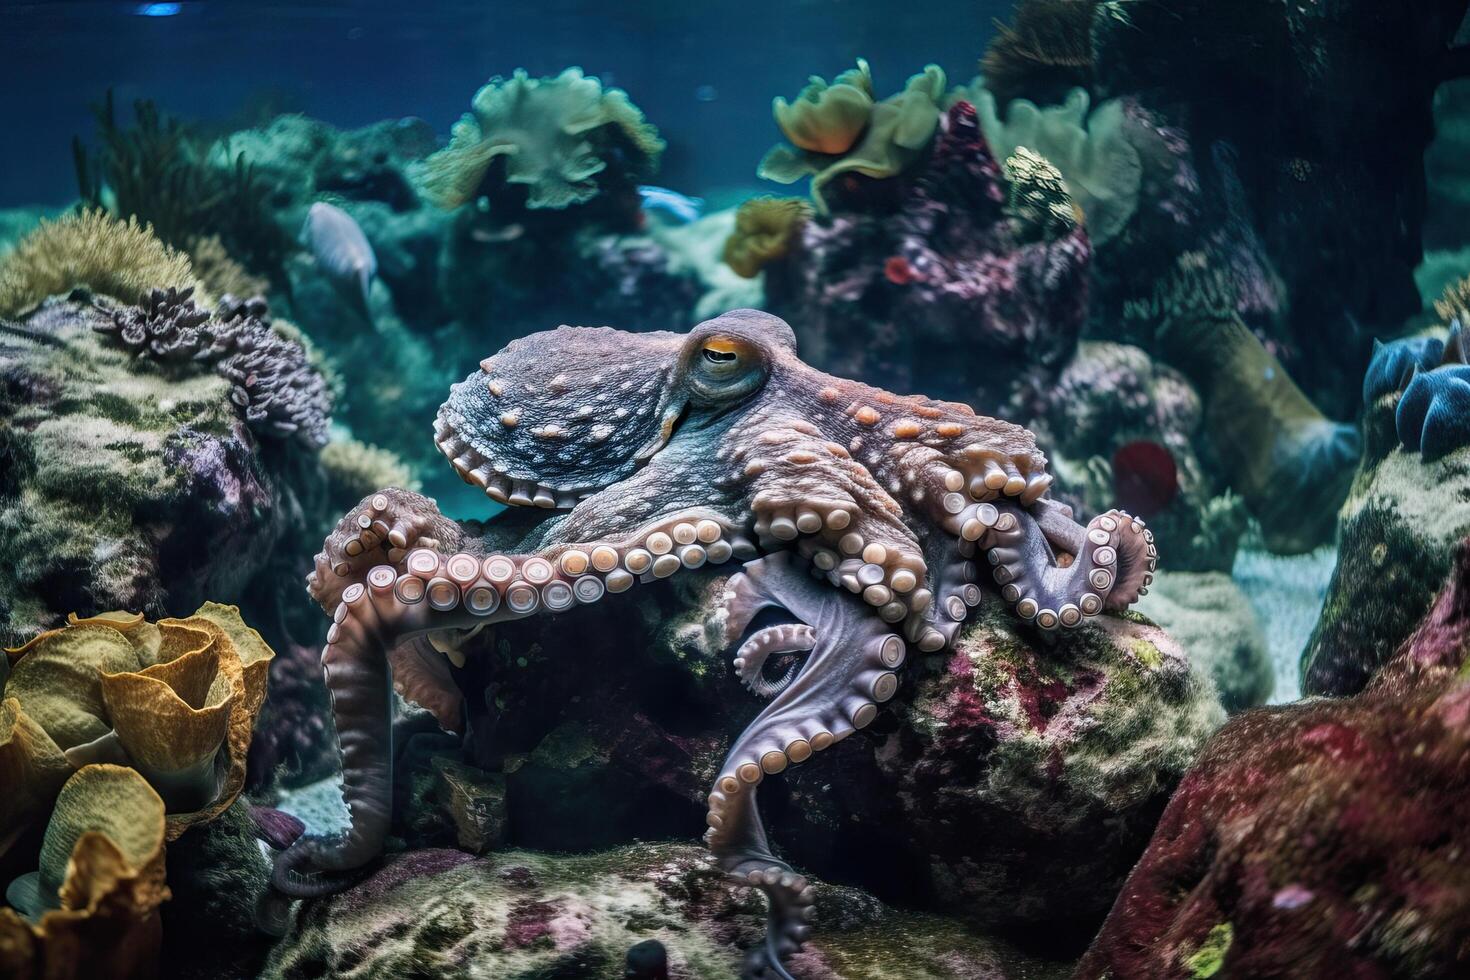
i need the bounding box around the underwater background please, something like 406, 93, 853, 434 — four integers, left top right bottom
3, 0, 1470, 977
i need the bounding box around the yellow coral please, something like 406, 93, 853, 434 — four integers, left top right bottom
773, 60, 874, 155
0, 602, 273, 851
722, 197, 812, 278
0, 765, 168, 980
0, 210, 199, 318
1433, 274, 1470, 327
321, 437, 423, 500
420, 68, 664, 210
759, 63, 946, 214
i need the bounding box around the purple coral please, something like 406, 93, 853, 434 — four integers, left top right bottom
97, 288, 332, 448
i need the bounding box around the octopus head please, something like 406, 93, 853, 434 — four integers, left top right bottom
436, 311, 798, 507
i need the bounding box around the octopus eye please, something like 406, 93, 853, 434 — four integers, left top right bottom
687, 334, 768, 402
703, 346, 739, 365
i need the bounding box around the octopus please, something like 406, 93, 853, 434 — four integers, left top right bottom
270, 309, 1156, 978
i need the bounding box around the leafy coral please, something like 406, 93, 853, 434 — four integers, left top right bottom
721, 196, 812, 278
419, 67, 664, 211
0, 765, 168, 980
976, 85, 1141, 243
759, 62, 947, 213
0, 211, 197, 318
1, 603, 274, 850
771, 59, 875, 154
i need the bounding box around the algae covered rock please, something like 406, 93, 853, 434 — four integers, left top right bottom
261, 843, 1073, 980
1300, 352, 1470, 695
1079, 538, 1470, 979
443, 566, 1222, 933
0, 296, 321, 645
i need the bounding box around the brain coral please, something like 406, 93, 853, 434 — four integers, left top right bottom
0, 210, 198, 318
759, 61, 947, 213
419, 67, 665, 210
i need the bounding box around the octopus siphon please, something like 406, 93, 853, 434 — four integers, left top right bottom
270, 309, 1156, 978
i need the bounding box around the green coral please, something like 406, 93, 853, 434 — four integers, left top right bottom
320, 437, 422, 503
419, 67, 665, 210
1184, 922, 1234, 977
975, 85, 1141, 243
771, 59, 875, 154
0, 211, 198, 318
760, 61, 947, 213
1004, 146, 1082, 241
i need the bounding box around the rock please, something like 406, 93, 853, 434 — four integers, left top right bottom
446, 571, 1223, 933
1078, 537, 1470, 979
1136, 570, 1272, 711
432, 757, 507, 854
0, 298, 312, 645
260, 843, 1074, 980
1300, 381, 1470, 695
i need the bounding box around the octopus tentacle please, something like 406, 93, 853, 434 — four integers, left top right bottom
276, 508, 754, 894
983, 502, 1155, 627
705, 554, 906, 976
308, 489, 467, 611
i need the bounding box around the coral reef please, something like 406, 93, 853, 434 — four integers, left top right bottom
74, 93, 292, 283
261, 843, 1074, 980
763, 101, 1092, 417
759, 62, 947, 213
1036, 340, 1246, 573
0, 765, 168, 980
419, 68, 664, 213
1079, 537, 1470, 978
0, 211, 197, 318
0, 297, 320, 648
96, 288, 332, 448
722, 196, 811, 279
1, 603, 273, 849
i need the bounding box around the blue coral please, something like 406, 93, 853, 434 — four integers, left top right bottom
1362, 336, 1443, 406
1396, 365, 1470, 461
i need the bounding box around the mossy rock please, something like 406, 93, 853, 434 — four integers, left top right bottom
261, 843, 1074, 979
1137, 570, 1272, 711
1300, 396, 1470, 695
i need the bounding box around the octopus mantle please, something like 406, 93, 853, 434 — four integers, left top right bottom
269, 310, 1156, 979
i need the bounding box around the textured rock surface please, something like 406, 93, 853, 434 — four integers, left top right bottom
262, 843, 1074, 980
1079, 538, 1470, 979
441, 567, 1223, 932
1137, 570, 1272, 711
0, 298, 305, 645
1300, 382, 1470, 695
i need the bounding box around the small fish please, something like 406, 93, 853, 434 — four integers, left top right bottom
470, 222, 526, 244
301, 201, 377, 324
638, 185, 704, 224
133, 2, 181, 15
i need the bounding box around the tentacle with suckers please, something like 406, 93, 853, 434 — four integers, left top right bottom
272, 495, 752, 896
705, 552, 905, 978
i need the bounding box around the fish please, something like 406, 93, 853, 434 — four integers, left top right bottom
638, 185, 704, 224
301, 201, 377, 324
